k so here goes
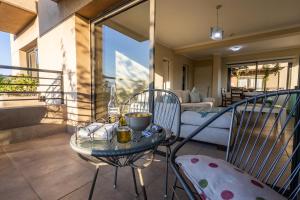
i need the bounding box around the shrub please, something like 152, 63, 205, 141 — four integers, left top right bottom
0, 74, 38, 96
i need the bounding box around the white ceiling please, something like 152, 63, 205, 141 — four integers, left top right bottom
111, 0, 300, 59
186, 34, 300, 59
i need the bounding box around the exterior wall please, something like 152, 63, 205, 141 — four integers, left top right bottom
155, 42, 195, 91
38, 15, 78, 131
38, 0, 91, 35
2, 0, 37, 12
75, 15, 92, 123
10, 17, 39, 67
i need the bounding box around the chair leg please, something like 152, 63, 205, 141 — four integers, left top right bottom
171, 177, 178, 200
88, 166, 100, 200
131, 167, 139, 197
164, 146, 170, 199
113, 167, 118, 189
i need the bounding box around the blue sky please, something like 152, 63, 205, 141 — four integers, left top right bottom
103, 25, 149, 77
0, 31, 11, 75
0, 27, 149, 76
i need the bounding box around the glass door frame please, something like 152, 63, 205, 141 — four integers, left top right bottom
90, 0, 155, 120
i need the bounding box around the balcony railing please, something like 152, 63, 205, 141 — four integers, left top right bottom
0, 65, 64, 106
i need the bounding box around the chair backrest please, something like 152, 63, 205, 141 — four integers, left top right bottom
221, 88, 226, 97
124, 89, 181, 143
231, 87, 244, 102
227, 90, 300, 199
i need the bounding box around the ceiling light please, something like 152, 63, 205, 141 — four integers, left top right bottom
210, 5, 224, 41
230, 46, 242, 52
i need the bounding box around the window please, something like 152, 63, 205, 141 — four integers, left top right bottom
26, 47, 38, 77
229, 61, 296, 91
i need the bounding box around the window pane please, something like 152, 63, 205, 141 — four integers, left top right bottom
230, 65, 256, 90
257, 63, 288, 91
94, 2, 149, 119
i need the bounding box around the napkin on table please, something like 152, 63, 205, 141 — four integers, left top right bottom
77, 122, 115, 140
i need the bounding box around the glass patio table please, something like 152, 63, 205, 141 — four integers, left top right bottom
70, 127, 166, 200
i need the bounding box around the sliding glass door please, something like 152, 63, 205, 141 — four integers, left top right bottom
93, 1, 150, 120
229, 60, 297, 92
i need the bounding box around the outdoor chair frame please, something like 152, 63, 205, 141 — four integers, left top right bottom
171, 89, 300, 200
113, 89, 181, 199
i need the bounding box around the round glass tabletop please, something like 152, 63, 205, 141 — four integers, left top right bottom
70, 129, 166, 157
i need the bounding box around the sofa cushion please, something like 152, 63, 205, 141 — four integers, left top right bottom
190, 87, 201, 103
181, 111, 232, 129
180, 125, 229, 146
175, 155, 286, 200
181, 102, 213, 110
172, 90, 190, 103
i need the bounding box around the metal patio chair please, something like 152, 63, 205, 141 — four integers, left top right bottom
113, 89, 181, 198
171, 89, 300, 200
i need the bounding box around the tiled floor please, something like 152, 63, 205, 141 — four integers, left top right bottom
0, 133, 225, 200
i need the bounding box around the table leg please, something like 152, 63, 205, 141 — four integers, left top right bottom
113, 167, 118, 189
131, 167, 139, 197
164, 146, 169, 199
89, 166, 100, 200
137, 168, 147, 200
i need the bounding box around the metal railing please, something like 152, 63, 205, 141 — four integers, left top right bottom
0, 65, 64, 105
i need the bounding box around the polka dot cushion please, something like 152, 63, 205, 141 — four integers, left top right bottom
176, 155, 286, 200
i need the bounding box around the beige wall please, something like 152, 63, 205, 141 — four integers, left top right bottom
38, 0, 91, 35
38, 15, 79, 130
2, 0, 37, 12
10, 17, 39, 67
155, 42, 195, 91
75, 15, 92, 123
194, 59, 213, 98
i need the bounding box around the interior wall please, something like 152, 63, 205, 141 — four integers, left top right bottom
155, 42, 195, 91
194, 59, 213, 98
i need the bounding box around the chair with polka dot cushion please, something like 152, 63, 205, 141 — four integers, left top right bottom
171, 90, 300, 200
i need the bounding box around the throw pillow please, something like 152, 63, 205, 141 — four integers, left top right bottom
182, 90, 190, 103
171, 90, 183, 103
190, 87, 201, 103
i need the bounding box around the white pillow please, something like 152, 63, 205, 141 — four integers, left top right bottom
181, 90, 190, 103
190, 87, 201, 103
172, 90, 183, 103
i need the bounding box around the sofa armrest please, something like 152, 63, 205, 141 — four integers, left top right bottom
203, 97, 215, 103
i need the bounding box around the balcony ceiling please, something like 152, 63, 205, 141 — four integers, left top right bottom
112, 0, 300, 59
0, 1, 36, 34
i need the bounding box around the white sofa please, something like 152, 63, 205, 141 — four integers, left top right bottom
171, 90, 215, 109
180, 111, 232, 147
171, 89, 232, 147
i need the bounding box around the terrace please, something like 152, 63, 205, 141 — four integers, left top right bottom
1, 0, 300, 200
0, 133, 225, 199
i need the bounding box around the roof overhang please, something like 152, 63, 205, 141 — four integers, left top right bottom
0, 1, 36, 34
77, 0, 130, 20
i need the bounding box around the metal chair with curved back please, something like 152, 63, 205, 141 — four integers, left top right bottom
114, 89, 181, 198
171, 89, 300, 200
